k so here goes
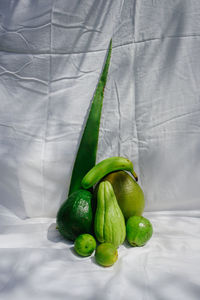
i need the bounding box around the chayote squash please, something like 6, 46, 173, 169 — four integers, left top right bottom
94, 181, 126, 248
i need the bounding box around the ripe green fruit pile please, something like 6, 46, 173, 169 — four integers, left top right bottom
55, 41, 153, 267
56, 156, 153, 267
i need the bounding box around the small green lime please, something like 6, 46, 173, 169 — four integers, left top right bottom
126, 216, 153, 247
95, 243, 118, 267
74, 234, 96, 257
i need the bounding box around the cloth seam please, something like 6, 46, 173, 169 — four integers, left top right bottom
1, 34, 200, 55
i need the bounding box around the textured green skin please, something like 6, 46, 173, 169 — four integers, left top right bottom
74, 234, 96, 257
126, 216, 153, 246
81, 156, 134, 189
97, 171, 145, 220
95, 243, 118, 267
94, 181, 126, 248
56, 190, 93, 241
68, 40, 112, 196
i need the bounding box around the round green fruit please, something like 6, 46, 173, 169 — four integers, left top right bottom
74, 234, 96, 257
95, 243, 118, 267
95, 170, 145, 220
126, 216, 153, 247
56, 189, 93, 241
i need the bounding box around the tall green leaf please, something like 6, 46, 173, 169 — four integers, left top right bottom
68, 40, 112, 196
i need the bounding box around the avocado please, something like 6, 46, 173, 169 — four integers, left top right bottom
56, 189, 93, 241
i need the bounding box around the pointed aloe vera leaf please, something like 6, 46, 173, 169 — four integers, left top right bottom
68, 40, 112, 196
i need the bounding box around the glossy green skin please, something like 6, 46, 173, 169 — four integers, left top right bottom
98, 171, 145, 220
94, 181, 126, 248
74, 234, 96, 257
56, 190, 93, 241
68, 40, 112, 196
126, 216, 153, 246
95, 243, 118, 267
81, 156, 134, 189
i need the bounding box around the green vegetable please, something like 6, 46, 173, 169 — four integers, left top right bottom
56, 189, 93, 241
81, 156, 138, 190
94, 181, 126, 248
95, 170, 145, 220
68, 40, 112, 196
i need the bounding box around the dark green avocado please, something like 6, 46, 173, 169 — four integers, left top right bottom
56, 189, 93, 241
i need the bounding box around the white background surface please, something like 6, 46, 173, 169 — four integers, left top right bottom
0, 1, 200, 299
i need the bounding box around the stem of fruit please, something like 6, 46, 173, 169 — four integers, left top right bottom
132, 170, 138, 182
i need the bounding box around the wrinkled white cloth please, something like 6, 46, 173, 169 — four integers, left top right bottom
0, 210, 200, 300
0, 0, 200, 299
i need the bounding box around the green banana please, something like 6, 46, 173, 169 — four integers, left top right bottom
81, 156, 138, 189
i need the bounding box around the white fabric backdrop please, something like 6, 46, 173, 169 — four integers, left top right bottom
0, 1, 200, 299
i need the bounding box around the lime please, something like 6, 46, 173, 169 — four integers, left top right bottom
74, 234, 96, 257
126, 216, 153, 246
95, 243, 118, 267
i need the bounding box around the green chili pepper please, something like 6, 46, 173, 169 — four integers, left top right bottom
68, 39, 112, 196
